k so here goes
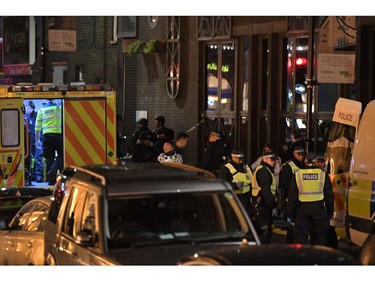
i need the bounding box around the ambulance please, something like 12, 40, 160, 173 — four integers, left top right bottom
345, 99, 375, 247
0, 83, 117, 189
325, 97, 375, 247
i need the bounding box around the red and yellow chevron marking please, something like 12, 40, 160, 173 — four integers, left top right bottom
64, 100, 107, 166
106, 97, 116, 163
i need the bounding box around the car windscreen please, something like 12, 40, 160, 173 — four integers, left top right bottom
106, 191, 254, 249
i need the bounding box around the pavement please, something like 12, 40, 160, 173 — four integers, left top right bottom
271, 217, 361, 260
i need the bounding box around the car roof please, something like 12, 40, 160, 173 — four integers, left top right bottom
61, 162, 233, 196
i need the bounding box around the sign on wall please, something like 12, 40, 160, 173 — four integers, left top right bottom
317, 53, 355, 84
48, 30, 76, 52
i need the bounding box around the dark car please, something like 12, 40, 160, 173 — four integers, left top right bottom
45, 162, 358, 265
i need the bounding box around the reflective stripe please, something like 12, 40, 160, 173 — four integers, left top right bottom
252, 165, 276, 197
295, 168, 325, 202
225, 162, 252, 194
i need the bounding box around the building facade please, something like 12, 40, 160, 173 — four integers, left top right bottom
1, 16, 373, 167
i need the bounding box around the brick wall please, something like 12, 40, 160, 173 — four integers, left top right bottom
124, 17, 200, 166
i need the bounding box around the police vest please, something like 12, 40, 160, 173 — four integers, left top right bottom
294, 168, 325, 202
281, 160, 299, 174
252, 165, 276, 197
225, 163, 252, 194
35, 104, 62, 134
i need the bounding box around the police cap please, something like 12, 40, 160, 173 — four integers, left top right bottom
262, 151, 277, 160
231, 149, 244, 159
209, 130, 221, 137
293, 145, 305, 154
137, 118, 148, 127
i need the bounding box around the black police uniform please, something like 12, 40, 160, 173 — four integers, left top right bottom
287, 167, 334, 246
252, 161, 276, 244
201, 138, 229, 174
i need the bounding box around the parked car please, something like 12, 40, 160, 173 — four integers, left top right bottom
0, 196, 52, 265
44, 162, 358, 265
0, 187, 53, 228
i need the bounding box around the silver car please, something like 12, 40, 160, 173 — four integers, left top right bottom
0, 197, 51, 265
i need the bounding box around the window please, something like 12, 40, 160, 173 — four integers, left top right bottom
205, 42, 236, 116
1, 109, 19, 147
62, 185, 87, 238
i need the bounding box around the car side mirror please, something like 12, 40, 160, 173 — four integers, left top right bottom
75, 229, 95, 247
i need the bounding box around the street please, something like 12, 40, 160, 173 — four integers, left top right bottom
271, 218, 361, 261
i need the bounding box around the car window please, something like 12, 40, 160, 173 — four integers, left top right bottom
25, 202, 49, 232
106, 191, 253, 249
10, 201, 36, 230
81, 191, 98, 246
62, 185, 87, 238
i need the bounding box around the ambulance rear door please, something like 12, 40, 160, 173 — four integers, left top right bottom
63, 97, 115, 166
0, 98, 25, 187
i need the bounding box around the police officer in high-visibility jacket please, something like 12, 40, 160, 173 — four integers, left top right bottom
287, 166, 334, 246
218, 149, 253, 218
279, 145, 308, 243
251, 151, 277, 244
35, 99, 63, 185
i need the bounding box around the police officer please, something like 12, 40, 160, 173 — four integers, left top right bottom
127, 118, 153, 156
201, 131, 229, 175
278, 145, 308, 243
132, 131, 157, 163
35, 99, 63, 185
287, 165, 334, 246
218, 149, 253, 217
251, 151, 277, 244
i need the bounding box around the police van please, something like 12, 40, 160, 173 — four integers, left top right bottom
325, 97, 375, 247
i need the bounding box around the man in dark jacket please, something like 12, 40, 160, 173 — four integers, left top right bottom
132, 131, 157, 163
287, 165, 334, 246
251, 151, 277, 244
127, 118, 153, 156
201, 131, 229, 175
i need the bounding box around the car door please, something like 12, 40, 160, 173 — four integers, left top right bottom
55, 185, 105, 264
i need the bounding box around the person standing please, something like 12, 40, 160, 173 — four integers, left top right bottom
132, 131, 157, 163
287, 165, 334, 246
173, 132, 189, 163
251, 151, 277, 244
218, 149, 253, 218
251, 143, 282, 185
157, 142, 183, 163
127, 118, 152, 156
35, 99, 63, 185
153, 115, 174, 142
278, 145, 308, 243
24, 101, 43, 184
201, 131, 229, 175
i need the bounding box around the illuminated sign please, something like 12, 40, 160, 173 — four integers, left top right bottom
207, 63, 230, 72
